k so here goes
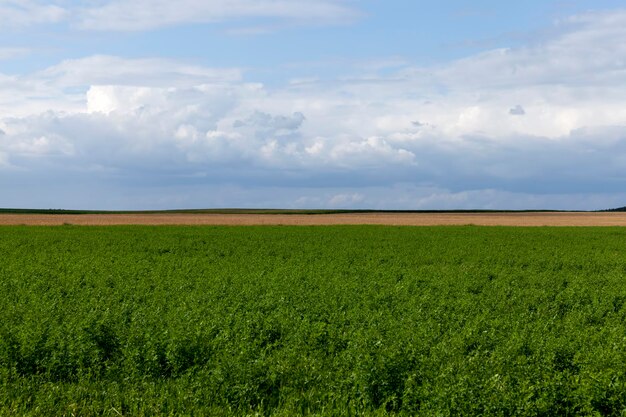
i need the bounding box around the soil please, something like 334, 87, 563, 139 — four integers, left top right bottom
2, 212, 626, 226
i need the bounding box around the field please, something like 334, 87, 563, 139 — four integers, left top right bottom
3, 211, 626, 226
2, 225, 626, 415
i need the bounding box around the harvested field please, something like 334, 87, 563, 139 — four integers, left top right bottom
2, 211, 626, 226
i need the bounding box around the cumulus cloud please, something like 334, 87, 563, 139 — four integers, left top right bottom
4, 9, 626, 209
0, 56, 243, 118
233, 111, 306, 131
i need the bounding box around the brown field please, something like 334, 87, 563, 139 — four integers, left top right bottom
2, 212, 626, 226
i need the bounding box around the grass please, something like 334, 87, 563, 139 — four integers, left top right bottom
1, 225, 626, 415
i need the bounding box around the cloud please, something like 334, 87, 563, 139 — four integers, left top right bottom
233, 111, 305, 131
4, 9, 626, 209
0, 47, 30, 61
75, 0, 360, 32
328, 193, 365, 208
0, 56, 243, 118
425, 13, 626, 91
0, 0, 66, 28
40, 55, 242, 88
0, 1, 359, 33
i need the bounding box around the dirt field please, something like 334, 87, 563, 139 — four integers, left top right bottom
2, 212, 626, 226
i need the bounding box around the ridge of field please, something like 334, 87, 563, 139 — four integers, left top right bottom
2, 225, 626, 415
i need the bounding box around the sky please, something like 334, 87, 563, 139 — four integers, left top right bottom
2, 1, 626, 210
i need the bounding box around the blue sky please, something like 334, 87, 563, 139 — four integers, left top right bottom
2, 0, 626, 210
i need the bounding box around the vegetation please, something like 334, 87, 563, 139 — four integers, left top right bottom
1, 225, 626, 415
0, 208, 568, 215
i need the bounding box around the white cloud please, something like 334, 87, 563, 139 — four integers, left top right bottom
4, 9, 626, 209
290, 186, 626, 211
0, 56, 242, 118
75, 0, 360, 31
328, 193, 365, 208
374, 187, 626, 212
0, 0, 66, 28
0, 0, 359, 32
233, 111, 305, 131
40, 55, 242, 88
423, 11, 626, 91
0, 47, 30, 60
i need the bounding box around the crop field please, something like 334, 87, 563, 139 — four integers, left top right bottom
4, 211, 626, 226
2, 225, 626, 416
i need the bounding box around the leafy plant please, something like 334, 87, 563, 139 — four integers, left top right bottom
1, 226, 626, 415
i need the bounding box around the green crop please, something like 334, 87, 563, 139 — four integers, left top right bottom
2, 226, 626, 416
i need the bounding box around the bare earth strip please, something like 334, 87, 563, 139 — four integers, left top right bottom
2, 212, 626, 226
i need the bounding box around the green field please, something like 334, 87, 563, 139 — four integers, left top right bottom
2, 226, 626, 416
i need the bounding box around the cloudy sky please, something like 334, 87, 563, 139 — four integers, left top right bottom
2, 0, 626, 210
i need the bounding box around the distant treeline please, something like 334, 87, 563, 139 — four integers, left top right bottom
0, 208, 575, 215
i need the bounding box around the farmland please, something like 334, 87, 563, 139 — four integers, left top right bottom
5, 211, 626, 226
2, 225, 626, 415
